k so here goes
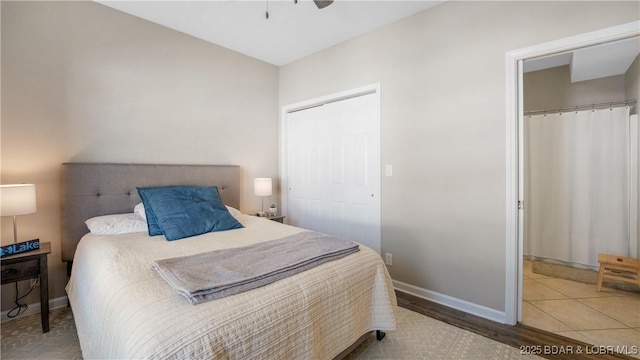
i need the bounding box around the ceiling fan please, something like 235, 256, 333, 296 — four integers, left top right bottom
311, 0, 334, 9
267, 0, 333, 19
293, 0, 334, 9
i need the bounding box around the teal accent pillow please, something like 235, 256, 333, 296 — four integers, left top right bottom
136, 186, 243, 241
141, 199, 163, 237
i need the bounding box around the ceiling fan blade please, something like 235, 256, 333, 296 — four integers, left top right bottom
313, 0, 333, 9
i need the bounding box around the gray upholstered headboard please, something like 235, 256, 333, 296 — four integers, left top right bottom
60, 163, 241, 264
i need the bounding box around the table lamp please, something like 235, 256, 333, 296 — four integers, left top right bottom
254, 178, 272, 216
1, 184, 37, 243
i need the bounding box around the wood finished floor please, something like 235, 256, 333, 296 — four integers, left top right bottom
396, 290, 637, 360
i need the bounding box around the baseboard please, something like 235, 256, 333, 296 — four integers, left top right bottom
1, 296, 68, 323
393, 280, 506, 324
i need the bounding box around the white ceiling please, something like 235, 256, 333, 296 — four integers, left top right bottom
524, 37, 640, 82
97, 0, 444, 66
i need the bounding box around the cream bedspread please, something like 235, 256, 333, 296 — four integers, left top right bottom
66, 214, 397, 359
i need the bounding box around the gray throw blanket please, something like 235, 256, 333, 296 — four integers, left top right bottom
152, 231, 360, 304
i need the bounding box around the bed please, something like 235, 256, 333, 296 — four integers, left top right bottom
62, 163, 397, 359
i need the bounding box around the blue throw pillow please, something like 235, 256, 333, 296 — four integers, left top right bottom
140, 198, 163, 236
136, 185, 243, 240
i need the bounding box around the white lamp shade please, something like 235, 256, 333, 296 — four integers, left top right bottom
1, 184, 37, 216
254, 178, 272, 197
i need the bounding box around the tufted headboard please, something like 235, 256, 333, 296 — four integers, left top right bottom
60, 163, 241, 265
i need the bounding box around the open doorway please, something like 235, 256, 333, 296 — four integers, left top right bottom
519, 43, 639, 352
504, 20, 639, 328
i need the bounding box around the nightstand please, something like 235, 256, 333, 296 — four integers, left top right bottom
1, 241, 51, 333
266, 215, 285, 223
252, 214, 286, 223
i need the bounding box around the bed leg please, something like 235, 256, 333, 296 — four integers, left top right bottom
376, 330, 386, 341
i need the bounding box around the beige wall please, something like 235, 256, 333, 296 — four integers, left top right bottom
279, 1, 639, 312
523, 65, 626, 111
1, 1, 279, 310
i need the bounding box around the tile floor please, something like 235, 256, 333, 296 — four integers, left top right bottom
521, 260, 640, 358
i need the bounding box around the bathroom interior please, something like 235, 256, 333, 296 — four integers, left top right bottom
521, 38, 640, 357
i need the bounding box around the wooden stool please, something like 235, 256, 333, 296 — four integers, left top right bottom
596, 253, 640, 291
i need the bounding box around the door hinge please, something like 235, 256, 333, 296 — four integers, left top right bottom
518, 200, 523, 210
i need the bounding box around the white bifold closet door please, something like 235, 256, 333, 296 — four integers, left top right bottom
286, 92, 381, 253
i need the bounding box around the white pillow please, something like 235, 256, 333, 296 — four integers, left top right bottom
135, 202, 241, 219
225, 205, 242, 217
85, 213, 147, 235
134, 202, 146, 220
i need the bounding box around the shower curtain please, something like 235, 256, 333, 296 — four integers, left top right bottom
524, 106, 635, 269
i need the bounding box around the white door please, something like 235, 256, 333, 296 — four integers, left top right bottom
286, 92, 381, 253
